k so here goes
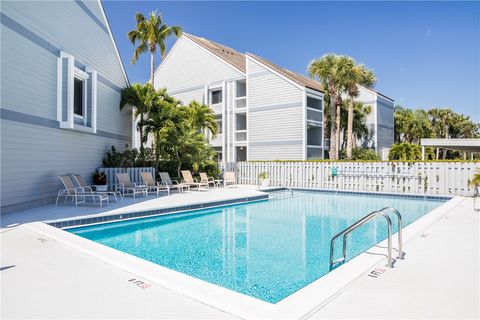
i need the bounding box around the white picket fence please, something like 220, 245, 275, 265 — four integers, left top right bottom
98, 167, 156, 191
237, 161, 479, 196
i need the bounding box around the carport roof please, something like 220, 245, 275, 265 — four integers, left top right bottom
420, 139, 480, 152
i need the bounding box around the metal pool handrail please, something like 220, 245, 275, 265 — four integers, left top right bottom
379, 207, 403, 260
330, 210, 393, 270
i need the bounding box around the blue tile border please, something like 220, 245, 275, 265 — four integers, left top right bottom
49, 195, 269, 229
266, 187, 452, 201
49, 189, 452, 229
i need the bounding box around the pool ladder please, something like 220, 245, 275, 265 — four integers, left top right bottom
329, 207, 403, 270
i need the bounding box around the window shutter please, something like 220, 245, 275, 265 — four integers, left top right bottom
57, 51, 74, 129
86, 68, 97, 133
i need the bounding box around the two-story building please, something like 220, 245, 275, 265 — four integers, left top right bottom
153, 33, 394, 164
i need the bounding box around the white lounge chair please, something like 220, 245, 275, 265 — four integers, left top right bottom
56, 175, 109, 207
224, 171, 236, 188
181, 170, 208, 190
159, 172, 189, 193
72, 174, 95, 193
199, 172, 216, 188
141, 172, 170, 196
115, 173, 147, 198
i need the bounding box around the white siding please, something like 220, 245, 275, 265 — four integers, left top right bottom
154, 36, 243, 93
171, 87, 205, 105
247, 57, 305, 160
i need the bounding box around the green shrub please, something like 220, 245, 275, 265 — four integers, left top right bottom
388, 143, 434, 160
102, 145, 155, 168
341, 147, 380, 160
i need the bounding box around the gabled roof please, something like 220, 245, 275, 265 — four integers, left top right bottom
174, 33, 394, 100
247, 53, 324, 93
184, 33, 323, 92
184, 33, 246, 73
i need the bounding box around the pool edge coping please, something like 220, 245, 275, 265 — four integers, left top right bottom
21, 195, 464, 319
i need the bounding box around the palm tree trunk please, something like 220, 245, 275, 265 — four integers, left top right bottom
443, 125, 448, 159
346, 98, 354, 159
150, 50, 155, 86
155, 132, 160, 171
139, 114, 145, 163
335, 100, 341, 159
176, 150, 181, 178
329, 95, 337, 160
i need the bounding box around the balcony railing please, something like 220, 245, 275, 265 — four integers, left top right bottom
235, 97, 246, 110
235, 130, 247, 142
307, 108, 322, 123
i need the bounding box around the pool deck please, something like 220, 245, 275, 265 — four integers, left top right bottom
1, 187, 479, 319
0, 185, 267, 227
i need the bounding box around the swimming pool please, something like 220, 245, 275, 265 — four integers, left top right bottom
69, 190, 444, 303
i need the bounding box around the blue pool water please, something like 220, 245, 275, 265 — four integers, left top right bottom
69, 191, 444, 303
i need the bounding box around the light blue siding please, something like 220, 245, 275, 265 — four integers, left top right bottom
376, 95, 394, 150
1, 1, 131, 214
247, 57, 305, 160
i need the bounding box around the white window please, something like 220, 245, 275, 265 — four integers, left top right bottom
236, 80, 246, 98
210, 89, 222, 105
57, 51, 97, 133
73, 77, 84, 117
216, 115, 223, 134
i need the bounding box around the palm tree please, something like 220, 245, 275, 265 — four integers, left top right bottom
119, 83, 157, 160
143, 89, 181, 169
344, 63, 375, 159
308, 54, 351, 160
128, 11, 182, 85
428, 108, 455, 159
185, 100, 218, 137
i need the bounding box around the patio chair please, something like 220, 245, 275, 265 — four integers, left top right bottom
140, 172, 170, 196
159, 172, 189, 193
224, 171, 236, 188
181, 170, 209, 190
72, 174, 95, 193
115, 173, 147, 198
199, 172, 216, 188
56, 175, 109, 207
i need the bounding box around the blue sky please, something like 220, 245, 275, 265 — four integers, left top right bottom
103, 1, 480, 121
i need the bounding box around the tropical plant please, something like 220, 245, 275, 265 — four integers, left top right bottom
93, 170, 107, 185
185, 100, 218, 136
394, 106, 479, 160
119, 83, 157, 161
138, 88, 219, 177
388, 142, 434, 161
341, 147, 379, 160
339, 101, 373, 149
308, 54, 351, 160
128, 11, 182, 85
394, 106, 433, 144
258, 172, 269, 180
343, 62, 376, 159
143, 88, 182, 169
468, 168, 480, 188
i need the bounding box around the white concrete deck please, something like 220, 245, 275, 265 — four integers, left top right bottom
1, 189, 479, 319
0, 185, 266, 227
